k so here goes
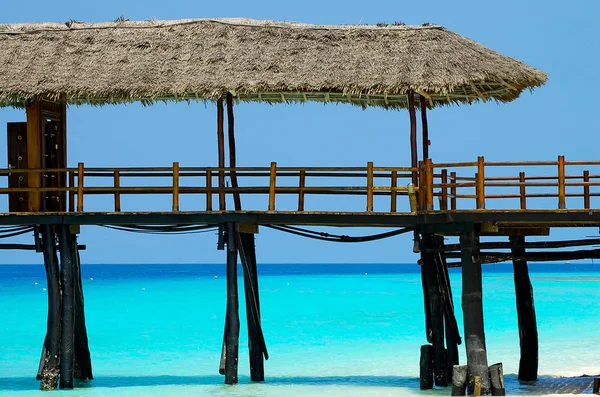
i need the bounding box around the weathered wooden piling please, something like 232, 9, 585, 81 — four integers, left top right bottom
421, 266, 433, 344
37, 225, 60, 390
421, 234, 447, 386
460, 231, 490, 394
72, 237, 93, 381
223, 223, 240, 385
593, 377, 600, 394
239, 232, 267, 381
489, 363, 505, 396
419, 344, 434, 390
59, 225, 75, 389
451, 365, 468, 396
511, 236, 538, 382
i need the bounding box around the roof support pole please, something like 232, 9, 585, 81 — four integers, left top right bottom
420, 96, 429, 161
408, 90, 418, 185
226, 93, 242, 211
217, 99, 226, 210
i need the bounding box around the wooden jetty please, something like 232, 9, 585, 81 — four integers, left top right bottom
0, 18, 595, 395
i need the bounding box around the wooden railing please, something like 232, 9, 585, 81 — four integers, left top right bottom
3, 163, 417, 213
420, 156, 600, 211
4, 156, 600, 214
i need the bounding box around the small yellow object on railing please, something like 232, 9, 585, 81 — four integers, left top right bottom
408, 183, 418, 213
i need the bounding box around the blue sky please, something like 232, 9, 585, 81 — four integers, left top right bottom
1, 1, 599, 264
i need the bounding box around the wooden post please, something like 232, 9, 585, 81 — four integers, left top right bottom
489, 363, 506, 396
72, 236, 93, 381
421, 234, 447, 386
420, 95, 429, 160
172, 162, 180, 212
37, 225, 60, 390
113, 171, 121, 212
224, 223, 240, 385
409, 90, 418, 185
441, 169, 448, 211
77, 162, 84, 212
69, 171, 75, 212
217, 99, 226, 210
583, 170, 590, 210
418, 161, 426, 210
226, 93, 242, 211
298, 169, 306, 211
425, 158, 434, 211
419, 344, 434, 390
268, 162, 276, 211
239, 232, 268, 381
421, 265, 432, 343
511, 236, 538, 381
558, 155, 566, 209
519, 172, 526, 210
450, 171, 457, 210
477, 156, 485, 209
461, 231, 490, 394
451, 365, 468, 396
593, 378, 600, 394
390, 170, 397, 212
366, 162, 374, 212
206, 170, 213, 211
59, 225, 75, 389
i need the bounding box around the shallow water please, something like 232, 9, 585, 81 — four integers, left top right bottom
0, 263, 598, 396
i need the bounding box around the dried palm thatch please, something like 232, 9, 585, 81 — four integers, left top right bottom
0, 18, 547, 109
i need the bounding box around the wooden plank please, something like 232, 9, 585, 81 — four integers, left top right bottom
7, 122, 29, 212
77, 163, 84, 212
113, 171, 121, 212
268, 162, 276, 211
172, 162, 179, 212
298, 169, 306, 211
366, 162, 374, 212
477, 156, 485, 209
26, 102, 42, 212
558, 155, 565, 209
583, 170, 590, 209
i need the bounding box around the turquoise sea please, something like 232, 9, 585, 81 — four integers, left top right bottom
0, 263, 599, 396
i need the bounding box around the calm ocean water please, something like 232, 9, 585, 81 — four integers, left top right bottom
0, 263, 599, 396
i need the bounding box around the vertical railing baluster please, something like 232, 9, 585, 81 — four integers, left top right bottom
583, 170, 590, 210
440, 169, 448, 211
77, 163, 84, 212
390, 170, 397, 213
298, 169, 306, 212
114, 170, 121, 212
418, 161, 425, 211
477, 156, 485, 209
519, 172, 526, 210
269, 162, 277, 211
450, 171, 457, 210
69, 171, 75, 212
366, 162, 374, 212
206, 169, 213, 211
558, 155, 566, 209
172, 162, 180, 212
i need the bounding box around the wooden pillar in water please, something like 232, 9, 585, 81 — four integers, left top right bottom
59, 225, 75, 389
460, 231, 490, 394
37, 225, 60, 390
223, 222, 240, 385
72, 235, 93, 381
511, 236, 538, 381
421, 233, 447, 386
239, 231, 268, 381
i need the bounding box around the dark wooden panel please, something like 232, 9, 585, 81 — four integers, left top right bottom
7, 122, 28, 212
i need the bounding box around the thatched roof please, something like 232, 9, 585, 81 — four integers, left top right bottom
0, 18, 547, 109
